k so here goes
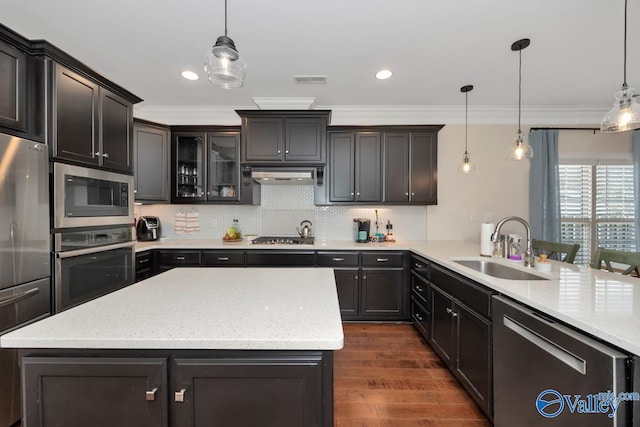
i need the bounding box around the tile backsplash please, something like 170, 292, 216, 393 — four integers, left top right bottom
138, 185, 427, 241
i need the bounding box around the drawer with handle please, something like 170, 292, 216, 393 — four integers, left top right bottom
202, 250, 245, 266
361, 251, 404, 268
411, 272, 429, 304
316, 251, 359, 267
157, 250, 201, 266
410, 255, 429, 280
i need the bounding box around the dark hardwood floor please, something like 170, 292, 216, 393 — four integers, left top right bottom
334, 323, 492, 427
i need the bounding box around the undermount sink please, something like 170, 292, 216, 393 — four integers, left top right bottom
453, 260, 548, 281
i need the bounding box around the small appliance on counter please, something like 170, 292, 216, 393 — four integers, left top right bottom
136, 216, 161, 241
353, 218, 371, 243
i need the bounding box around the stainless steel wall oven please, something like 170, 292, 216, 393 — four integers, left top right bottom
53, 225, 135, 312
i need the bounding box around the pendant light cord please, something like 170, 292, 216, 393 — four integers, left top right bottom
224, 0, 228, 37
518, 49, 522, 132
464, 91, 469, 154
623, 0, 628, 86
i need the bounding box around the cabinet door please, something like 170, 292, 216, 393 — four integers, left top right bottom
383, 132, 410, 202
334, 268, 359, 319
172, 132, 206, 202
355, 132, 381, 202
454, 300, 492, 415
243, 117, 282, 161
207, 131, 240, 201
0, 41, 27, 132
172, 356, 322, 427
360, 269, 403, 318
134, 121, 170, 201
429, 285, 454, 367
22, 357, 168, 427
53, 64, 100, 165
410, 131, 437, 204
284, 117, 325, 162
101, 89, 133, 172
328, 132, 355, 202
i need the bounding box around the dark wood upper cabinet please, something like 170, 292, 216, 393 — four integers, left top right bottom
237, 110, 330, 164
328, 131, 381, 203
51, 63, 135, 173
0, 39, 27, 133
52, 65, 100, 165
134, 120, 170, 202
383, 129, 440, 205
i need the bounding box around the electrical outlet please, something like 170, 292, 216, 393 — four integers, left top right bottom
470, 212, 479, 222
484, 212, 494, 222
211, 218, 218, 228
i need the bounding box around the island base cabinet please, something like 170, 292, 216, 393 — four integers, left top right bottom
22, 357, 168, 427
172, 356, 323, 427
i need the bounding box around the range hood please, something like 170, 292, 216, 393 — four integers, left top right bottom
250, 168, 316, 185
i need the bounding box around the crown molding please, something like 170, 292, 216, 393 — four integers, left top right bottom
134, 104, 610, 126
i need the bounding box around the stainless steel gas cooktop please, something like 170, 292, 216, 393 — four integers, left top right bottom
251, 236, 315, 245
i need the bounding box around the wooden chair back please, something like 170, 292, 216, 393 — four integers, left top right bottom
531, 239, 580, 264
591, 248, 640, 276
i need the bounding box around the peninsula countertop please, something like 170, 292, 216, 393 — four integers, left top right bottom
0, 267, 344, 351
138, 239, 640, 355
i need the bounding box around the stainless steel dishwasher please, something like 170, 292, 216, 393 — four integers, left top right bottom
493, 295, 630, 427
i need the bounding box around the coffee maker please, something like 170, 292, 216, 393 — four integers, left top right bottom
353, 218, 370, 243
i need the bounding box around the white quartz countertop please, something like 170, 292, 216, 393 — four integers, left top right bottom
138, 239, 640, 355
1, 268, 344, 351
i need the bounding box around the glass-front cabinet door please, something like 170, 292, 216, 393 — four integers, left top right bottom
207, 132, 240, 202
174, 133, 205, 201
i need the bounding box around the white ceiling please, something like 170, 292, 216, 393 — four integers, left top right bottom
2, 0, 639, 125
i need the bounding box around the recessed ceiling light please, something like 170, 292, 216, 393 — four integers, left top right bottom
375, 69, 392, 80
181, 70, 200, 81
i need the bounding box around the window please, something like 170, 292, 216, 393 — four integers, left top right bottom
559, 164, 636, 266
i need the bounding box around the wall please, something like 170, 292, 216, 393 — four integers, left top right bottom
139, 125, 633, 244
427, 125, 531, 243
138, 185, 427, 242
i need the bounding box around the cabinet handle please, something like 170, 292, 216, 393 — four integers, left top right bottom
363, 275, 367, 279
146, 387, 158, 401
285, 150, 289, 154
451, 311, 458, 318
415, 285, 423, 292
411, 192, 415, 196
94, 151, 101, 157
207, 191, 211, 195
332, 257, 345, 262
376, 258, 389, 262
175, 388, 187, 402
414, 263, 424, 268
139, 258, 150, 264
175, 256, 186, 260
355, 275, 358, 280
405, 192, 409, 196
103, 152, 110, 159
350, 192, 354, 196
415, 313, 423, 321
277, 150, 281, 154
356, 192, 360, 196
445, 308, 453, 315
217, 257, 229, 261
134, 189, 138, 194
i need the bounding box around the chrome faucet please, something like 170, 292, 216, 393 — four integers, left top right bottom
490, 216, 535, 268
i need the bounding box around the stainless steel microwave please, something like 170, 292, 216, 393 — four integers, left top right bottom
53, 162, 134, 229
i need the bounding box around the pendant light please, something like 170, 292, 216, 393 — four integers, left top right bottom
204, 0, 246, 89
458, 85, 476, 174
601, 0, 640, 132
507, 38, 533, 160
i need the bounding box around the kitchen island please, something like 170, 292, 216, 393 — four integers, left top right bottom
1, 267, 343, 427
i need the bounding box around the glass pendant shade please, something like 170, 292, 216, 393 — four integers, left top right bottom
507, 130, 533, 160
601, 85, 640, 132
458, 152, 476, 174
205, 35, 246, 89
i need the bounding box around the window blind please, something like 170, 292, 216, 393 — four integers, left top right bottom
559, 164, 636, 266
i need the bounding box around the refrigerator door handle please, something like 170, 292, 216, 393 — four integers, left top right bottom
503, 315, 586, 374
0, 288, 39, 309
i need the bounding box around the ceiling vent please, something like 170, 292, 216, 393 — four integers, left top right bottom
293, 75, 328, 85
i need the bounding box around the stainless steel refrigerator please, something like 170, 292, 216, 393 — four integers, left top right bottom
0, 133, 51, 427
